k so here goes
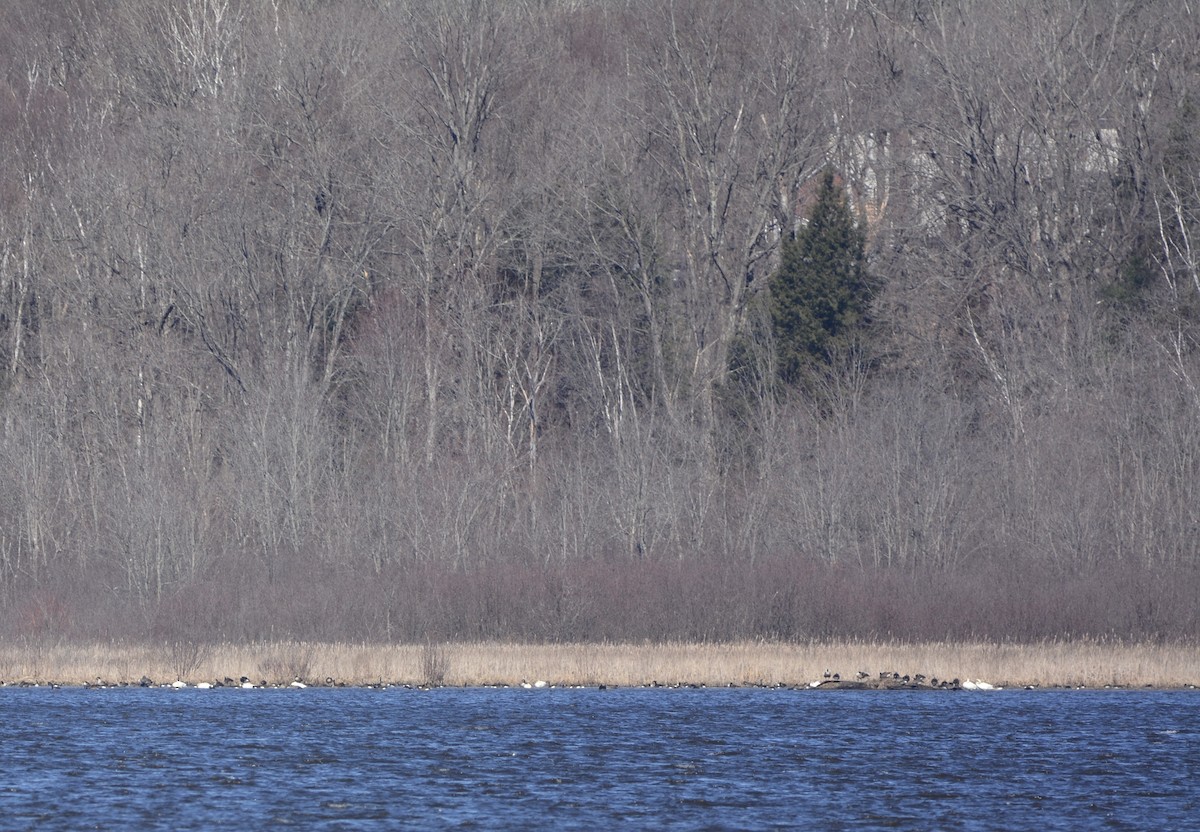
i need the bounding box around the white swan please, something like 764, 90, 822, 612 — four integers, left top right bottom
196, 682, 213, 689
975, 680, 996, 691
533, 680, 548, 689
290, 680, 307, 688
962, 679, 978, 690
170, 679, 187, 689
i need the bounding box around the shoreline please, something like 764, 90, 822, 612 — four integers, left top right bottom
1, 640, 1198, 690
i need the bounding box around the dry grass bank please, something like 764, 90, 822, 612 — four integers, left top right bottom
0, 640, 1197, 689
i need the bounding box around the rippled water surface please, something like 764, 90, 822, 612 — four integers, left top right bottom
2, 686, 1197, 829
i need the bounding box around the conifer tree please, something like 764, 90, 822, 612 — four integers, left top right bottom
770, 169, 873, 386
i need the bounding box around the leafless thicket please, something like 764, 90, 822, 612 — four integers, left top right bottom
0, 0, 1198, 643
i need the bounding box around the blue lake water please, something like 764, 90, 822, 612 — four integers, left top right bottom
1, 686, 1197, 829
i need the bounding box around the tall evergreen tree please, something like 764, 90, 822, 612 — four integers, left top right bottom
770, 169, 873, 386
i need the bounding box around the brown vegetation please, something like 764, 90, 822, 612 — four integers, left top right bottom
0, 1, 1199, 645
1, 640, 1197, 690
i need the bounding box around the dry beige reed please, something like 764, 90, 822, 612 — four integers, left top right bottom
0, 640, 1197, 688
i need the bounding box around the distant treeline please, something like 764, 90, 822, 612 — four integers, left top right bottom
1, 0, 1199, 643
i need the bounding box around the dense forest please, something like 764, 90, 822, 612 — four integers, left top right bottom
2, 0, 1199, 644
